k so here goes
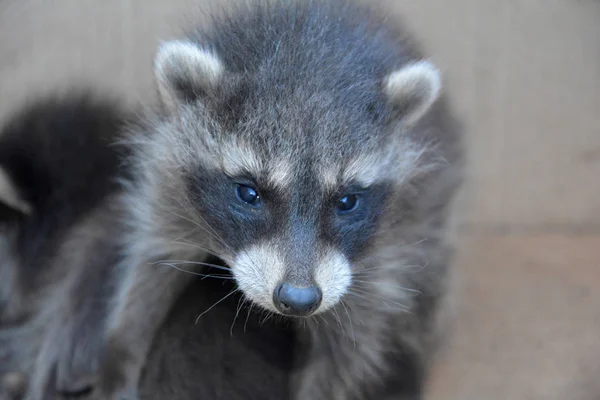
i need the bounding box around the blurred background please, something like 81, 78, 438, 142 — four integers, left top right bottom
1, 0, 599, 398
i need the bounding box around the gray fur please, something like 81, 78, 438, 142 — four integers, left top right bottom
0, 91, 134, 400
0, 91, 294, 400
94, 0, 464, 399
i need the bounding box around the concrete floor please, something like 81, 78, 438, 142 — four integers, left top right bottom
1, 0, 599, 398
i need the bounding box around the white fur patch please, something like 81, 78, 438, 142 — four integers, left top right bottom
267, 158, 293, 188
384, 60, 442, 126
319, 140, 429, 191
154, 40, 224, 109
233, 243, 286, 313
314, 248, 352, 313
318, 165, 339, 191
220, 140, 264, 178
342, 153, 388, 188
220, 142, 293, 189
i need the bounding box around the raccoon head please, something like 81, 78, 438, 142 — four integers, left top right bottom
148, 40, 441, 317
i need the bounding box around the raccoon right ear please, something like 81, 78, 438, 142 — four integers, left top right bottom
154, 40, 224, 111
0, 167, 31, 220
383, 60, 442, 126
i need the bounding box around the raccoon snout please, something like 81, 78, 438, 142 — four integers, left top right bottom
273, 282, 322, 317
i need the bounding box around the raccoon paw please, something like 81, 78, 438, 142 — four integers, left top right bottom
55, 380, 94, 399
25, 323, 104, 400
53, 360, 99, 399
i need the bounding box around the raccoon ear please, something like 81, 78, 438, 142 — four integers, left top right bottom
383, 60, 441, 126
154, 40, 224, 111
0, 167, 31, 218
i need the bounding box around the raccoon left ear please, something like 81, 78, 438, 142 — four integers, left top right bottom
154, 40, 224, 111
383, 60, 442, 126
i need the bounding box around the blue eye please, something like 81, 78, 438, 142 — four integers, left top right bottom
236, 184, 261, 206
337, 194, 359, 213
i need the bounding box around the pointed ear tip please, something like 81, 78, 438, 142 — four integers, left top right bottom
406, 60, 442, 88
154, 40, 192, 64
385, 60, 443, 99
154, 40, 206, 68
154, 40, 223, 72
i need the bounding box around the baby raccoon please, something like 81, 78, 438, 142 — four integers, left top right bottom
97, 0, 464, 399
0, 91, 132, 400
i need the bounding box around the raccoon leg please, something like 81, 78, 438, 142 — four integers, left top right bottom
93, 259, 199, 400
0, 319, 48, 400
25, 310, 103, 400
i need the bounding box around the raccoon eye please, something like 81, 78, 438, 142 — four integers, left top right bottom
236, 184, 261, 206
336, 194, 359, 213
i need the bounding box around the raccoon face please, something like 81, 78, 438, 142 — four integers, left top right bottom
150, 41, 441, 317
183, 161, 392, 316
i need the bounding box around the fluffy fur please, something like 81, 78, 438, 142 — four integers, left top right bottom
0, 90, 130, 328
0, 92, 294, 400
93, 0, 464, 399
0, 91, 132, 399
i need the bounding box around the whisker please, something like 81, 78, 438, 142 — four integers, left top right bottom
195, 289, 239, 324
152, 259, 232, 272
352, 263, 427, 275
347, 289, 411, 312
258, 309, 268, 326
173, 202, 238, 258
317, 314, 329, 326
155, 262, 233, 280
168, 209, 236, 255
170, 239, 221, 257
230, 294, 246, 336
351, 279, 422, 294
244, 303, 254, 333
331, 307, 344, 334
340, 300, 356, 350
260, 311, 274, 326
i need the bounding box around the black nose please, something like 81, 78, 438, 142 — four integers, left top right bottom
273, 282, 322, 316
